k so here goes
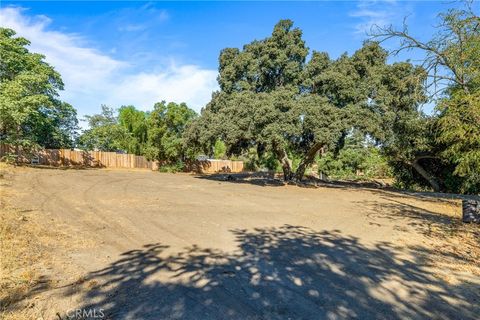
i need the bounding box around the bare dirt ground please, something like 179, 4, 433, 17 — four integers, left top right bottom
1, 167, 479, 319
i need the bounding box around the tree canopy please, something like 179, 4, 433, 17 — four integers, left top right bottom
0, 28, 78, 151
186, 20, 427, 182
372, 3, 480, 193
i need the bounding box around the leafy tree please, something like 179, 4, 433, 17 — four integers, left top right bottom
187, 20, 339, 180
371, 63, 437, 190
213, 139, 227, 159
218, 19, 308, 94
78, 105, 133, 152
437, 90, 480, 193
118, 105, 148, 154
372, 3, 480, 193
26, 101, 78, 149
79, 102, 196, 171
296, 42, 392, 180
317, 130, 390, 180
187, 21, 424, 182
145, 101, 197, 165
0, 28, 77, 152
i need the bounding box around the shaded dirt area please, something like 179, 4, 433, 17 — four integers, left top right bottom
1, 167, 479, 319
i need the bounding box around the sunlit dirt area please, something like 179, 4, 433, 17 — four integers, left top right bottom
1, 167, 479, 319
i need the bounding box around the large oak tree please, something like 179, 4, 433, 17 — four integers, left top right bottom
186, 20, 426, 182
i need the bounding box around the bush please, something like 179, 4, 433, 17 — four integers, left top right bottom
317, 147, 390, 180
158, 161, 184, 173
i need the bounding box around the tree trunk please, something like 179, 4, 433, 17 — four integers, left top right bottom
14, 125, 21, 165
275, 148, 293, 181
411, 160, 441, 192
295, 142, 324, 181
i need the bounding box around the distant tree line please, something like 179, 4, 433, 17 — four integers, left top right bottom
0, 3, 478, 193
78, 102, 197, 171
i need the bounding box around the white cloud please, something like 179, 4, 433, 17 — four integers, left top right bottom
350, 0, 409, 35
115, 5, 169, 32
118, 24, 147, 32
110, 65, 218, 111
0, 6, 218, 120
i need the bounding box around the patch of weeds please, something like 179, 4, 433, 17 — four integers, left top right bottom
158, 161, 184, 173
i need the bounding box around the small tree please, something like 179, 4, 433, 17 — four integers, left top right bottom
78, 105, 133, 152
145, 101, 197, 165
118, 105, 149, 155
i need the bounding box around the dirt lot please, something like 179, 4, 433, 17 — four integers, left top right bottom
1, 167, 479, 319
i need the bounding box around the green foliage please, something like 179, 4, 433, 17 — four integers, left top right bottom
118, 105, 148, 155
28, 102, 78, 149
218, 19, 308, 94
158, 161, 185, 173
0, 28, 78, 150
145, 101, 197, 164
78, 105, 132, 152
187, 20, 424, 182
79, 102, 197, 171
0, 152, 17, 165
437, 90, 480, 193
373, 3, 480, 194
213, 140, 227, 159
317, 131, 390, 180
240, 148, 281, 172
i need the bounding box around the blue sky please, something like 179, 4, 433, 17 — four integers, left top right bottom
0, 1, 465, 121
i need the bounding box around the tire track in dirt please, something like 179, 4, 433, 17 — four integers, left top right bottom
33, 172, 73, 215
119, 177, 193, 246
115, 175, 228, 246
28, 171, 138, 249
79, 175, 192, 249
31, 172, 112, 239
79, 176, 143, 248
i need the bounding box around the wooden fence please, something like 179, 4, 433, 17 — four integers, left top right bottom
0, 144, 244, 172
0, 144, 156, 169
193, 159, 244, 173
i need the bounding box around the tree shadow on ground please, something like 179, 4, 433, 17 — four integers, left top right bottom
195, 172, 286, 187
196, 173, 480, 204
0, 275, 51, 311
63, 226, 479, 320
359, 198, 455, 233
359, 198, 480, 259
195, 172, 383, 189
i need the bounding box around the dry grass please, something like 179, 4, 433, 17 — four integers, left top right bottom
0, 164, 91, 319
363, 193, 480, 276
0, 206, 48, 304
426, 220, 480, 276
415, 199, 480, 275
0, 164, 50, 319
